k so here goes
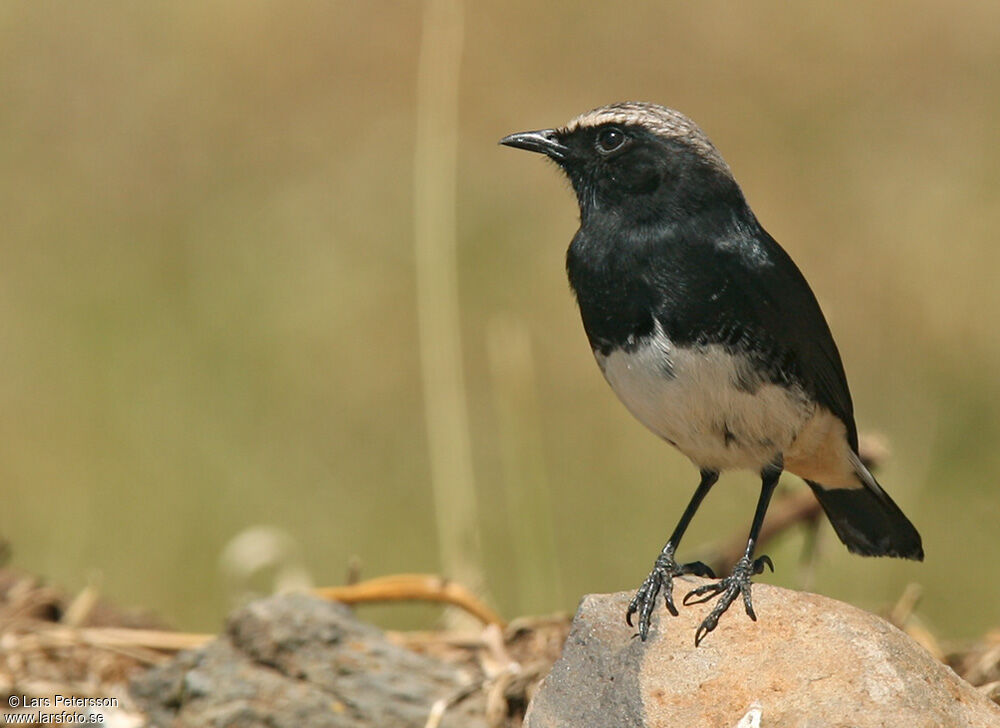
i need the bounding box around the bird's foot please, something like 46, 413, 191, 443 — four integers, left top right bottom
683, 554, 774, 646
626, 547, 715, 640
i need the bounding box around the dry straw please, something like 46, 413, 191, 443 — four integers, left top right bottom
412, 0, 486, 614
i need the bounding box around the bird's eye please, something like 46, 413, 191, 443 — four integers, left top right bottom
596, 127, 627, 153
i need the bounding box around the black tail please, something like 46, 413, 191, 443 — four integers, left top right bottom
807, 474, 923, 561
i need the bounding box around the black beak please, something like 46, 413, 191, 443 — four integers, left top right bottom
499, 129, 569, 161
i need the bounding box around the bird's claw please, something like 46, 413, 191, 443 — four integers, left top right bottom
683, 554, 773, 646
755, 554, 774, 573
680, 560, 716, 579
626, 550, 715, 640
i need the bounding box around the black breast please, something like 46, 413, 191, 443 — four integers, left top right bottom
566, 208, 858, 450
566, 226, 659, 355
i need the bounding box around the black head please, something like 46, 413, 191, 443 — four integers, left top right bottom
501, 102, 746, 227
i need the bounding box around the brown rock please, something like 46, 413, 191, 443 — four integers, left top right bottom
525, 578, 1000, 728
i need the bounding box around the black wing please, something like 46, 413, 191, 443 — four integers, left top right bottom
646, 218, 859, 451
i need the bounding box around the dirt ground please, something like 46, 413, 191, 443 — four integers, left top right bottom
0, 565, 996, 727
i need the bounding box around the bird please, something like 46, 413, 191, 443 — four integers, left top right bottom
500, 102, 923, 645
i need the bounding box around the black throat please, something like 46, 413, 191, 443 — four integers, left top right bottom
566, 191, 756, 357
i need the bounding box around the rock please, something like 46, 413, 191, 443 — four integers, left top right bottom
524, 578, 1000, 728
131, 593, 487, 728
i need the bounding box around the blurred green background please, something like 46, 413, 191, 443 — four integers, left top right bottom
1, 1, 998, 639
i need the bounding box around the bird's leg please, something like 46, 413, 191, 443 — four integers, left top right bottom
627, 469, 719, 640
684, 461, 782, 645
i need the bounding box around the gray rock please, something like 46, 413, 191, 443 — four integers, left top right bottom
131, 593, 486, 728
525, 578, 1000, 728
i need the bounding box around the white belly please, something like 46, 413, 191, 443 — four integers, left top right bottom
595, 323, 815, 472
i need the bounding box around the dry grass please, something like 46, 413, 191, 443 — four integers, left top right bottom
0, 565, 997, 727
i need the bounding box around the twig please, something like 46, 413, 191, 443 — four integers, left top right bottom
386, 629, 489, 650
10, 626, 213, 655
888, 582, 923, 627
61, 582, 100, 628
423, 679, 482, 728
887, 583, 943, 660
314, 573, 505, 627
711, 490, 822, 575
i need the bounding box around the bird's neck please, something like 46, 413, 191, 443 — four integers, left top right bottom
566, 200, 759, 354
577, 196, 757, 260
